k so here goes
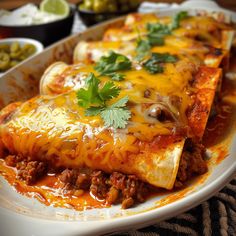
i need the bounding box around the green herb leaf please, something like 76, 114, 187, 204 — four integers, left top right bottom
110, 73, 125, 81
77, 73, 121, 108
147, 35, 165, 46
77, 73, 131, 129
144, 60, 164, 74
135, 39, 151, 61
147, 23, 171, 36
94, 51, 132, 79
101, 96, 131, 129
150, 53, 178, 63
110, 95, 129, 108
170, 11, 188, 30
85, 106, 104, 116
77, 73, 102, 108
98, 81, 120, 101
144, 53, 178, 74
135, 11, 189, 58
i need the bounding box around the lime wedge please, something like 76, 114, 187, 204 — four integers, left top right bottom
40, 0, 70, 17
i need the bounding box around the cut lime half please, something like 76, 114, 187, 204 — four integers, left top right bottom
40, 0, 70, 17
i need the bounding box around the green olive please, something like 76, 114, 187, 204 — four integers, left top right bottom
0, 42, 37, 72
10, 42, 20, 53
0, 44, 10, 53
21, 44, 36, 57
0, 52, 10, 71
10, 50, 22, 60
93, 0, 108, 13
84, 0, 94, 10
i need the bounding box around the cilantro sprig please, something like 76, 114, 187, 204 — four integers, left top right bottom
170, 11, 188, 30
144, 53, 178, 74
94, 51, 132, 81
136, 39, 152, 61
135, 11, 188, 60
77, 73, 131, 129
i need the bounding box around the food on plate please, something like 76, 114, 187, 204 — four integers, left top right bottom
73, 38, 229, 68
0, 11, 235, 210
74, 12, 234, 68
0, 42, 36, 72
0, 1, 69, 26
103, 12, 235, 50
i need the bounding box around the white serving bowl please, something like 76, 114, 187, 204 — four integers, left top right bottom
0, 37, 44, 76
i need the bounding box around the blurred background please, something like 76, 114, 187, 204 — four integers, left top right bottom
0, 0, 235, 11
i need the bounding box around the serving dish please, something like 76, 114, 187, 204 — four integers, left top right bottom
77, 1, 140, 26
0, 6, 75, 46
0, 37, 44, 76
0, 1, 235, 236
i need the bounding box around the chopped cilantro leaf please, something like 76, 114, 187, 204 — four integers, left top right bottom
94, 51, 132, 80
77, 73, 103, 108
135, 11, 189, 59
150, 53, 178, 63
100, 96, 131, 129
98, 81, 120, 101
77, 73, 131, 129
135, 38, 151, 61
144, 60, 164, 74
110, 73, 125, 81
147, 23, 171, 36
147, 35, 165, 46
171, 11, 188, 30
85, 106, 103, 116
144, 53, 178, 74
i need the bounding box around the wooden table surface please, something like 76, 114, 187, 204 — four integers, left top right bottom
0, 0, 236, 12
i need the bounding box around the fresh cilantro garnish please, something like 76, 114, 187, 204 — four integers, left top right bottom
77, 73, 131, 129
144, 61, 164, 74
144, 53, 178, 74
147, 35, 165, 47
135, 11, 188, 60
77, 73, 103, 108
170, 11, 188, 30
135, 38, 151, 61
109, 73, 125, 81
100, 96, 131, 129
147, 23, 171, 36
94, 51, 132, 81
99, 80, 121, 101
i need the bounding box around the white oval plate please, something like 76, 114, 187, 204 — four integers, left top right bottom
0, 1, 236, 236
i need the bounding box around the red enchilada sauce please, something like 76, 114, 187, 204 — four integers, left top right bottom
0, 60, 236, 211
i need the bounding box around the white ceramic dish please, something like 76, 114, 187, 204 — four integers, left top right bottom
0, 1, 235, 236
0, 37, 44, 77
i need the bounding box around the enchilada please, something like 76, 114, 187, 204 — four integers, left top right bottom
0, 11, 232, 210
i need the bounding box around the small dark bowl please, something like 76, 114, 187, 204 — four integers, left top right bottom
0, 7, 75, 46
77, 4, 139, 26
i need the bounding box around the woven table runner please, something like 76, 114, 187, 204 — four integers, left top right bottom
116, 176, 236, 236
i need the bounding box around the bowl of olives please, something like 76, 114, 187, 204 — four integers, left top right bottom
77, 0, 141, 26
0, 38, 44, 75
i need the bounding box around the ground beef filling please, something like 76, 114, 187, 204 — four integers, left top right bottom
3, 140, 208, 209
175, 140, 208, 188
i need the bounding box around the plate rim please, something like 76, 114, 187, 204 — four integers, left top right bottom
0, 2, 236, 236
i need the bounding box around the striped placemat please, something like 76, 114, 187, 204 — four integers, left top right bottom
116, 176, 236, 236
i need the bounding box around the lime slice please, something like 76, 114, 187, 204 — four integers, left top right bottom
40, 0, 70, 17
